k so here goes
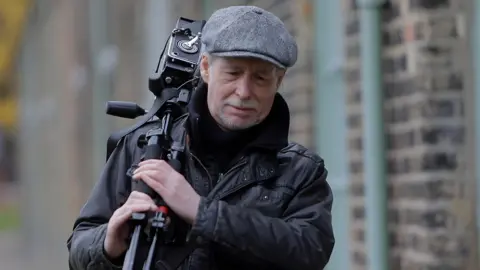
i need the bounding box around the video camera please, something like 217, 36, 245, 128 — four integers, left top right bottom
104, 17, 206, 270
105, 17, 205, 143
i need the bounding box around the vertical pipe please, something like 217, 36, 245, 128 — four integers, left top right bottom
88, 0, 113, 178
203, 0, 212, 17
313, 0, 350, 269
17, 3, 42, 254
356, 1, 389, 270
473, 0, 480, 264
142, 0, 173, 107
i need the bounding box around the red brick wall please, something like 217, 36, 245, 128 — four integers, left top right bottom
343, 0, 477, 269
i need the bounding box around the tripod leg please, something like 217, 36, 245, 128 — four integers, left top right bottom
123, 225, 143, 270
143, 207, 169, 270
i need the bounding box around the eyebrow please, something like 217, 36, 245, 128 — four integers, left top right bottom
224, 64, 274, 73
255, 67, 276, 76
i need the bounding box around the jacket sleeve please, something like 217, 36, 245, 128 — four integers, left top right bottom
189, 159, 335, 270
67, 135, 135, 270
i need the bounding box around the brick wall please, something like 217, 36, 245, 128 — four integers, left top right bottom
343, 0, 477, 269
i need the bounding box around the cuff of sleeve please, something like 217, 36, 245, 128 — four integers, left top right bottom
102, 246, 125, 268
187, 196, 218, 242
90, 224, 124, 269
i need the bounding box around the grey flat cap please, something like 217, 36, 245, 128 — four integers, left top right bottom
201, 5, 298, 69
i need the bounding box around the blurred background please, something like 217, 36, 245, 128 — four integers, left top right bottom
0, 0, 477, 269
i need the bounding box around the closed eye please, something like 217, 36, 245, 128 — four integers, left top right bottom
255, 75, 267, 81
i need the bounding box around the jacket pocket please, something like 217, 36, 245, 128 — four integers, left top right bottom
240, 185, 293, 217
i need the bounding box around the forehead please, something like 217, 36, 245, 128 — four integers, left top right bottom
214, 56, 277, 72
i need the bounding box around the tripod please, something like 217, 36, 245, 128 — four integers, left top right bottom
121, 88, 190, 270
104, 16, 206, 269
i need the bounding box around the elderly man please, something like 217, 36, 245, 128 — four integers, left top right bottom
67, 5, 335, 270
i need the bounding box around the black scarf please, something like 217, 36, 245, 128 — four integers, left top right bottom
186, 82, 291, 174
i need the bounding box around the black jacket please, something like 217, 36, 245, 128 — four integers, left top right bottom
67, 91, 335, 270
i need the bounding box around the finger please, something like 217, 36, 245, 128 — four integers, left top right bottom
135, 159, 172, 173
124, 197, 156, 208
132, 170, 164, 184
119, 201, 157, 216
135, 163, 159, 171
129, 190, 155, 201
126, 194, 155, 207
133, 170, 170, 186
113, 201, 157, 221
113, 202, 157, 225
110, 210, 134, 232
138, 159, 166, 167
138, 160, 172, 173
138, 172, 168, 197
132, 169, 156, 178
133, 163, 166, 175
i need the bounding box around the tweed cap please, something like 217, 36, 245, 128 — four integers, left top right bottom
201, 5, 298, 69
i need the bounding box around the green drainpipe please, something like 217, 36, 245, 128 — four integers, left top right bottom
473, 0, 480, 263
203, 0, 212, 18
313, 0, 350, 269
88, 0, 113, 180
356, 0, 389, 270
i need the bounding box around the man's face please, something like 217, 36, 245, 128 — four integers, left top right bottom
199, 55, 285, 131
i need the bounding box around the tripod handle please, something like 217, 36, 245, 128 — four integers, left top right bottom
168, 159, 182, 173
131, 109, 172, 198
131, 175, 158, 200
129, 142, 164, 199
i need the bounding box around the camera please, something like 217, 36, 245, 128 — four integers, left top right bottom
104, 17, 206, 161
149, 17, 206, 96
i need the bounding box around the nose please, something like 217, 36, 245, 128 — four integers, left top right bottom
235, 76, 252, 100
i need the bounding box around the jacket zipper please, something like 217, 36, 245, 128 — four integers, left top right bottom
218, 156, 247, 183
190, 152, 214, 190
215, 157, 256, 200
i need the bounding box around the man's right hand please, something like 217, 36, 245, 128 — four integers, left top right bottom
104, 191, 157, 259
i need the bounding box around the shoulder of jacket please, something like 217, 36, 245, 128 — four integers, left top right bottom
279, 141, 325, 167
121, 114, 188, 149
125, 114, 188, 138
121, 120, 158, 142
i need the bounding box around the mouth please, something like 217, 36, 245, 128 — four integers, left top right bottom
230, 105, 255, 111
227, 105, 256, 116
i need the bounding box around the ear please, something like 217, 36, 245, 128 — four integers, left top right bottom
200, 54, 210, 82
275, 69, 286, 89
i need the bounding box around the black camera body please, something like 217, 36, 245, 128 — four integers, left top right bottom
149, 17, 206, 96
105, 17, 206, 160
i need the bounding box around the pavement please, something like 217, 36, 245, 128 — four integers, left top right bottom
0, 182, 24, 270
0, 180, 17, 205
0, 229, 25, 270
0, 182, 69, 270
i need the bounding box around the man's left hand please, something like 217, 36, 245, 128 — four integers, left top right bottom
132, 159, 201, 225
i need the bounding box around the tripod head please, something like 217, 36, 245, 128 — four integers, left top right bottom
103, 17, 206, 270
